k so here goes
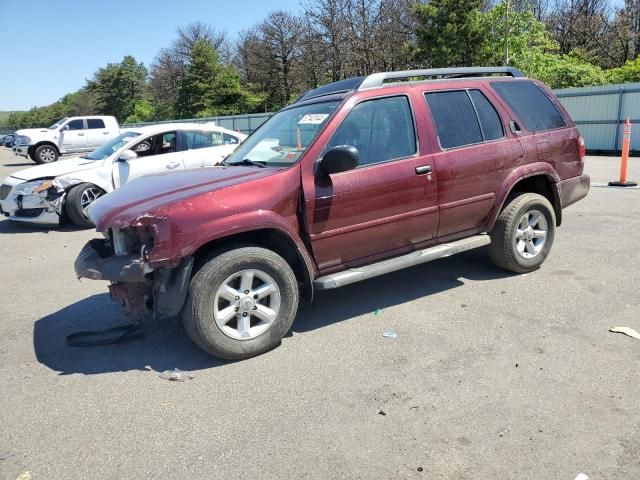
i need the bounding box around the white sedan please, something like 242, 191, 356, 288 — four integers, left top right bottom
0, 123, 246, 228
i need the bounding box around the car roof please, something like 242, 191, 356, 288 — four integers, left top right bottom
125, 122, 245, 137
294, 67, 525, 104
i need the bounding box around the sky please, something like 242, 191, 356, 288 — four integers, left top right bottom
0, 0, 302, 111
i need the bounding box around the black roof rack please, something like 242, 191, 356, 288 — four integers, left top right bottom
295, 67, 524, 103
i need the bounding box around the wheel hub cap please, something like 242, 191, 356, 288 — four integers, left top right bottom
515, 210, 548, 260
213, 269, 281, 341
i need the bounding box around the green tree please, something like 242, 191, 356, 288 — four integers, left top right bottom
176, 40, 262, 117
607, 57, 640, 83
412, 0, 486, 67
87, 55, 148, 122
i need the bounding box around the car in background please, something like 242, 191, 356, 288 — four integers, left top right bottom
0, 123, 246, 228
3, 133, 16, 148
12, 116, 120, 164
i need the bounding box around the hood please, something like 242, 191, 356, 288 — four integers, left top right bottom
89, 166, 282, 230
15, 128, 53, 136
10, 156, 100, 181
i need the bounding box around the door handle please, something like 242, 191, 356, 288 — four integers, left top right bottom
103, 131, 110, 135
166, 161, 180, 169
415, 165, 432, 175
78, 133, 84, 136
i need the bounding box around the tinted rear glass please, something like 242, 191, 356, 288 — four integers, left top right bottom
425, 91, 482, 149
87, 119, 106, 129
469, 90, 503, 141
491, 80, 566, 132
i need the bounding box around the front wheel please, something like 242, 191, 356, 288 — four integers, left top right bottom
181, 247, 299, 360
32, 144, 59, 164
65, 183, 105, 228
489, 193, 556, 273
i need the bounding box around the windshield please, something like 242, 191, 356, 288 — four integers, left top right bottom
48, 118, 68, 129
84, 131, 141, 160
225, 101, 340, 167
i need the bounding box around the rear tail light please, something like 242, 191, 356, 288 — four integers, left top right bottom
579, 136, 586, 161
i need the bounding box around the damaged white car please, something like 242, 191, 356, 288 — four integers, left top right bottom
0, 123, 246, 228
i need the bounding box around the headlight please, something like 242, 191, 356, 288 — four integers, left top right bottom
13, 180, 53, 195
15, 135, 31, 145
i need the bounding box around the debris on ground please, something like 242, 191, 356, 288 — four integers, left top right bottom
159, 368, 194, 382
574, 474, 589, 480
609, 326, 640, 340
382, 331, 397, 339
417, 467, 424, 472
378, 409, 387, 416
16, 472, 32, 480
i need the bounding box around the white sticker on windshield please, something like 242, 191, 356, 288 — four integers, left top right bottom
298, 114, 329, 125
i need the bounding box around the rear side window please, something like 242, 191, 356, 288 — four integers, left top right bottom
425, 91, 482, 149
327, 96, 416, 167
185, 130, 224, 150
223, 133, 239, 145
87, 119, 106, 129
491, 80, 566, 132
469, 90, 503, 141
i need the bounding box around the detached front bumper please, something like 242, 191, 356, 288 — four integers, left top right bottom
74, 239, 194, 318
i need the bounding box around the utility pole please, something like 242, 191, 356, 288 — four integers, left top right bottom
504, 0, 511, 65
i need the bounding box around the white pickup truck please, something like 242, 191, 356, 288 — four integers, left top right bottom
13, 116, 120, 164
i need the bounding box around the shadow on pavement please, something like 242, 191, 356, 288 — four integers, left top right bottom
34, 248, 513, 375
3, 162, 33, 167
34, 293, 224, 375
0, 218, 86, 234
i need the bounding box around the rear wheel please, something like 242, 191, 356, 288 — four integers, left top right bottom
489, 193, 556, 273
181, 247, 299, 360
65, 183, 104, 228
32, 144, 59, 164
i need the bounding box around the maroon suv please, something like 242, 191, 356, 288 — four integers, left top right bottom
75, 67, 590, 359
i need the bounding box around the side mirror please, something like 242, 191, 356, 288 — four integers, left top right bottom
62, 125, 70, 131
117, 149, 138, 162
319, 145, 359, 175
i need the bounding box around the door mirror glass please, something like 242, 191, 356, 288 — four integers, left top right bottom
117, 149, 138, 162
62, 125, 70, 131
319, 145, 359, 175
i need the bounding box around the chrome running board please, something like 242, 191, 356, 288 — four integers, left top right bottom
313, 234, 491, 290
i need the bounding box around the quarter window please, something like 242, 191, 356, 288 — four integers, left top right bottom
491, 80, 566, 132
87, 119, 106, 129
327, 96, 416, 167
223, 133, 240, 145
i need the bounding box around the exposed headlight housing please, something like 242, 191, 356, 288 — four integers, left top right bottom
13, 180, 53, 195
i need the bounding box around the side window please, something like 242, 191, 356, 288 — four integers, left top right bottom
425, 91, 482, 149
491, 80, 566, 132
66, 119, 85, 130
223, 133, 239, 145
469, 90, 504, 142
327, 96, 416, 167
87, 119, 106, 129
185, 131, 224, 150
133, 131, 178, 157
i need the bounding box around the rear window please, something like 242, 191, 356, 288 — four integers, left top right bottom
425, 91, 482, 149
87, 119, 106, 129
491, 80, 566, 132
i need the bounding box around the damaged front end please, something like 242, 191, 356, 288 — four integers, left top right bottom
74, 224, 193, 318
0, 179, 66, 225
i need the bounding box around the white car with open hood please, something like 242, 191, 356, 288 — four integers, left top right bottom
0, 123, 246, 228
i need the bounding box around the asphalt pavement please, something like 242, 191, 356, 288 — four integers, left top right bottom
0, 149, 639, 479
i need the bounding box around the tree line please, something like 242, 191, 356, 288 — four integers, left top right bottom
4, 0, 640, 130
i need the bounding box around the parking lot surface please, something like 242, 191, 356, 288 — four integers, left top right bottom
0, 149, 639, 479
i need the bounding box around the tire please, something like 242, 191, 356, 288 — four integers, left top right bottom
134, 140, 151, 153
489, 193, 556, 274
65, 183, 105, 228
181, 247, 299, 360
33, 144, 59, 164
